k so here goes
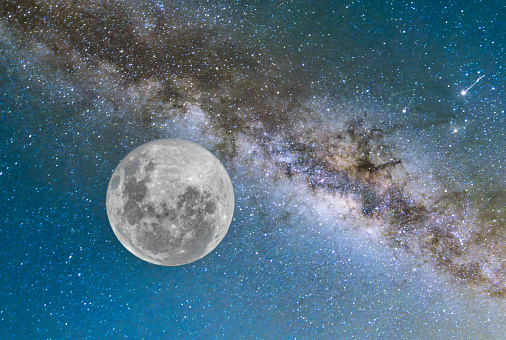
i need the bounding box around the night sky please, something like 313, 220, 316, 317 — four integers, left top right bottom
1, 0, 506, 338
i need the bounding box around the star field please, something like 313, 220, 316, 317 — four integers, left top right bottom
1, 0, 505, 338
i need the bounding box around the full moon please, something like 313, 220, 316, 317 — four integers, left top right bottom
106, 139, 235, 266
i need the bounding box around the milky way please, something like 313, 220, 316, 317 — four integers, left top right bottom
2, 0, 506, 337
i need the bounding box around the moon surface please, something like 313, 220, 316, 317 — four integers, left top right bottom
106, 139, 235, 266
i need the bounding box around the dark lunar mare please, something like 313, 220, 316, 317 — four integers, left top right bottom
135, 186, 218, 260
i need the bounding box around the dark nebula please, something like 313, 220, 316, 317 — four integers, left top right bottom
2, 0, 505, 296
